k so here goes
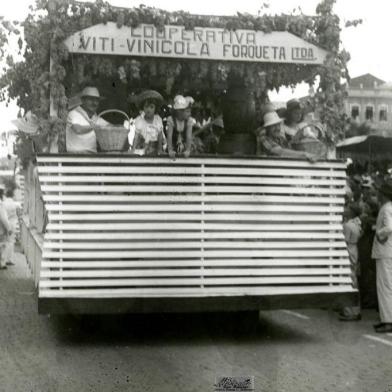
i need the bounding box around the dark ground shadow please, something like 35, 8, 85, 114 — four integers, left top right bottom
49, 311, 315, 347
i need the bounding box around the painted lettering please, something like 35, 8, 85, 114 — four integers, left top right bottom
223, 44, 230, 57
181, 29, 190, 41
234, 31, 244, 44
194, 29, 203, 42
144, 25, 154, 38
206, 30, 216, 43
130, 27, 141, 38
174, 41, 185, 54
78, 36, 90, 50
200, 43, 210, 56
99, 37, 108, 51
246, 32, 256, 45
126, 38, 136, 52
169, 27, 178, 39
162, 40, 171, 54
279, 47, 286, 60
144, 40, 154, 53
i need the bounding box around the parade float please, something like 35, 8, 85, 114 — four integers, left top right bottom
0, 0, 358, 314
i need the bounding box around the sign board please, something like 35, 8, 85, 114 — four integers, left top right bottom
64, 22, 328, 65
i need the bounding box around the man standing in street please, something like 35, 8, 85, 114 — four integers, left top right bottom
372, 179, 392, 333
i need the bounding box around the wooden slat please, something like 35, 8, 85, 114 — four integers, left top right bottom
40, 267, 351, 278
42, 249, 348, 259
44, 204, 344, 213
46, 222, 342, 231
43, 240, 347, 250
42, 194, 344, 204
47, 213, 342, 222
44, 231, 344, 240
41, 258, 350, 268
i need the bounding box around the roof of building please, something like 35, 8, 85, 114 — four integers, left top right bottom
349, 73, 386, 89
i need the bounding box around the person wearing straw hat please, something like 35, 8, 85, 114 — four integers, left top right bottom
0, 183, 11, 270
66, 86, 109, 153
132, 90, 165, 156
257, 111, 317, 161
166, 95, 194, 158
372, 179, 392, 333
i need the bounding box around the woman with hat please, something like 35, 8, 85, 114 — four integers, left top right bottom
283, 99, 306, 142
132, 90, 165, 156
371, 179, 392, 333
166, 95, 194, 158
256, 111, 317, 161
66, 86, 109, 153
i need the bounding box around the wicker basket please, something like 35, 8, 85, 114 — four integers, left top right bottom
95, 109, 130, 152
291, 138, 327, 157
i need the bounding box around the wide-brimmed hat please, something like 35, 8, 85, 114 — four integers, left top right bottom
185, 96, 195, 107
137, 90, 163, 108
262, 111, 283, 128
173, 95, 189, 110
80, 87, 104, 100
286, 99, 302, 113
378, 179, 392, 198
11, 111, 40, 135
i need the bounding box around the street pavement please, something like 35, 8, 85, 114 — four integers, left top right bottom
0, 252, 392, 392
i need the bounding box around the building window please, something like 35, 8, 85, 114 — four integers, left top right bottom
365, 106, 374, 121
351, 105, 360, 120
379, 107, 388, 122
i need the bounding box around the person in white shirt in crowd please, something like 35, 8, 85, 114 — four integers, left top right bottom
66, 87, 109, 153
0, 184, 11, 270
372, 179, 392, 333
2, 186, 19, 266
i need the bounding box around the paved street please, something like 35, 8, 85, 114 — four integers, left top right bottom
1, 252, 392, 392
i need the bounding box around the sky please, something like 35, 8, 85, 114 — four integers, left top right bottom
0, 0, 391, 129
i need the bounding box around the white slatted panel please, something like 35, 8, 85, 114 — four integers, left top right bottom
36, 156, 353, 299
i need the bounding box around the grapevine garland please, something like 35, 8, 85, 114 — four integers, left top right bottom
0, 0, 359, 160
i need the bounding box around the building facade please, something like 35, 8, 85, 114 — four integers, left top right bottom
345, 73, 392, 132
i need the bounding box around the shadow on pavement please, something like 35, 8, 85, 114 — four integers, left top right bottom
49, 311, 315, 347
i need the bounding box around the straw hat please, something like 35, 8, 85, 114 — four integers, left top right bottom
185, 96, 195, 107
11, 111, 40, 135
262, 111, 283, 128
173, 95, 189, 110
137, 90, 163, 107
81, 87, 104, 100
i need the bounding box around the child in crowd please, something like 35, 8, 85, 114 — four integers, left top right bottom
0, 184, 11, 270
132, 90, 165, 156
339, 204, 363, 321
166, 95, 194, 158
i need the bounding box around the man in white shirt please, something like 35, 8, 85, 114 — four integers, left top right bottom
66, 87, 108, 153
372, 179, 392, 333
